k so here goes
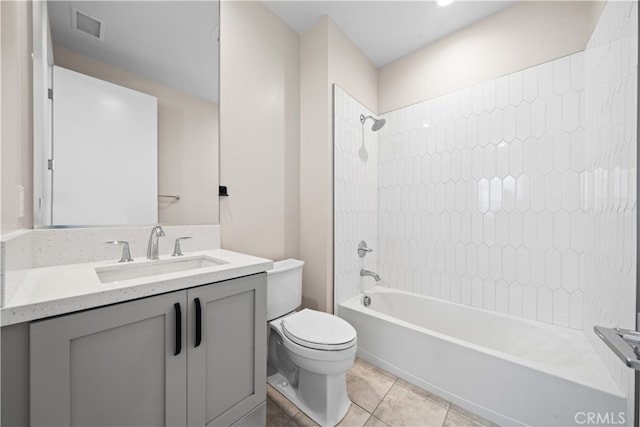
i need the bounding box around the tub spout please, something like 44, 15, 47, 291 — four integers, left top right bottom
360, 269, 381, 281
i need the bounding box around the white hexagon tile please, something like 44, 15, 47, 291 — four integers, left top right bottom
582, 0, 638, 416
333, 85, 379, 312
374, 44, 589, 328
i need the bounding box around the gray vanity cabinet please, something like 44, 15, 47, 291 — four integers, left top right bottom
187, 274, 267, 426
29, 273, 266, 427
30, 290, 188, 426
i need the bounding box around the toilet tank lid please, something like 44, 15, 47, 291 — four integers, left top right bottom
282, 309, 356, 347
268, 259, 305, 275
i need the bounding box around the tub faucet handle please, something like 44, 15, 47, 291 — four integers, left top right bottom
358, 241, 373, 258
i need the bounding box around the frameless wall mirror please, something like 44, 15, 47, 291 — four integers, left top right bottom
33, 1, 220, 227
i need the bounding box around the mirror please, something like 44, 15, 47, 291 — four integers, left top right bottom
33, 1, 219, 227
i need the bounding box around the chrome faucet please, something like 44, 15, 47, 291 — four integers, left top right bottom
360, 269, 381, 281
147, 225, 165, 260
106, 241, 134, 262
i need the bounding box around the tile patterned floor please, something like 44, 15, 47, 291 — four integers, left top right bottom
266, 358, 498, 427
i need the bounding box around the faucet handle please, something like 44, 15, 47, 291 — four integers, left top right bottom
172, 237, 192, 257
106, 241, 133, 263
358, 241, 373, 258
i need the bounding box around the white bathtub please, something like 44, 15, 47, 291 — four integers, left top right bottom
339, 287, 626, 426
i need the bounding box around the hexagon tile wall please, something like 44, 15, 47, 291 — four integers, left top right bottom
334, 86, 379, 312
583, 0, 637, 417
375, 47, 587, 327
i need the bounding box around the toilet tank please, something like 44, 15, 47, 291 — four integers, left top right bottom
267, 259, 304, 321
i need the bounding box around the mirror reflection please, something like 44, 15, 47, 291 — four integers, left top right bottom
34, 1, 219, 227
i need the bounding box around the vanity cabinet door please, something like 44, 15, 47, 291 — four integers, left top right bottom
187, 273, 267, 427
30, 291, 188, 427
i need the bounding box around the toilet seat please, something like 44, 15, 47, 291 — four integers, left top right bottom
282, 309, 357, 351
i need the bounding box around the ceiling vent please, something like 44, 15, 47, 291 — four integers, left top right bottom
71, 7, 104, 40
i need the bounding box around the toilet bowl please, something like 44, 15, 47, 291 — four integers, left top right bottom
266, 260, 357, 426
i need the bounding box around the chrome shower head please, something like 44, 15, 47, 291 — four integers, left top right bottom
360, 114, 386, 131
371, 117, 386, 131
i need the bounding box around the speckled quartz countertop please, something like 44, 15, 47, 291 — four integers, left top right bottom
1, 249, 272, 326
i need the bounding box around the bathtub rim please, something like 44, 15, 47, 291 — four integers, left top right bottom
339, 286, 625, 399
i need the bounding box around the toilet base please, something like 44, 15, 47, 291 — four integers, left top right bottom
268, 372, 351, 426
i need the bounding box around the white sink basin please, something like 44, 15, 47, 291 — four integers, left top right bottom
96, 255, 226, 283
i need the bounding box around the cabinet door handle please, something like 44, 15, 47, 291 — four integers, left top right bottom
174, 302, 182, 356
194, 297, 202, 348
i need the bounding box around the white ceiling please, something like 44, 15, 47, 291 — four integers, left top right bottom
264, 0, 516, 67
48, 1, 219, 103
48, 1, 515, 104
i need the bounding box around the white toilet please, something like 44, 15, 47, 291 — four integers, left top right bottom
267, 259, 357, 427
